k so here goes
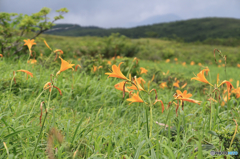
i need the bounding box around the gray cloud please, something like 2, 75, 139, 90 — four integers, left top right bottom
1, 0, 240, 28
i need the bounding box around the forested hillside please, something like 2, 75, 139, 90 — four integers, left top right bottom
45, 17, 240, 43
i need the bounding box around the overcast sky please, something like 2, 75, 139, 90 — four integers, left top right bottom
1, 0, 240, 28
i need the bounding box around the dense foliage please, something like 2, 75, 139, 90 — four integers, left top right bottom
0, 7, 68, 57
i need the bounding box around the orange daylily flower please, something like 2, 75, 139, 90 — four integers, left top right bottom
44, 40, 52, 50
174, 90, 192, 99
114, 81, 130, 93
93, 65, 102, 72
105, 62, 129, 80
57, 56, 75, 75
40, 53, 43, 57
174, 58, 178, 62
182, 62, 186, 66
165, 59, 170, 63
107, 61, 112, 65
237, 64, 240, 68
198, 63, 202, 66
232, 87, 240, 98
17, 70, 33, 80
190, 61, 195, 65
117, 56, 121, 59
219, 59, 222, 63
27, 59, 37, 64
0, 54, 3, 57
126, 92, 144, 105
191, 69, 213, 86
140, 67, 148, 74
173, 80, 180, 88
160, 82, 167, 89
174, 90, 201, 106
23, 39, 36, 52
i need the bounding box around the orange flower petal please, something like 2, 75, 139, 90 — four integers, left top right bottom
126, 92, 144, 105
105, 62, 128, 80
57, 56, 75, 75
17, 70, 33, 77
140, 67, 148, 74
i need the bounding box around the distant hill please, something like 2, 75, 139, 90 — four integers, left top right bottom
125, 14, 181, 27
44, 17, 240, 42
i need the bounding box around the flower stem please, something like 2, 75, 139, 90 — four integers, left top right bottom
32, 110, 48, 158
145, 104, 149, 139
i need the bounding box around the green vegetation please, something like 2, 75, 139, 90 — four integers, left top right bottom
31, 34, 240, 67
44, 17, 240, 46
1, 12, 240, 158
0, 7, 68, 57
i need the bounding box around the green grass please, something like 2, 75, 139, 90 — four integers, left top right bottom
0, 36, 240, 158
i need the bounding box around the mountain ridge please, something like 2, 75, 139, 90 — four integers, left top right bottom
44, 17, 240, 42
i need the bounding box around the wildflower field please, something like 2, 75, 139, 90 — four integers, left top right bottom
1, 34, 240, 159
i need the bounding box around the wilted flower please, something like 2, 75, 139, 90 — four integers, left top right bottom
54, 49, 64, 54
43, 82, 62, 95
17, 69, 33, 80
75, 64, 81, 71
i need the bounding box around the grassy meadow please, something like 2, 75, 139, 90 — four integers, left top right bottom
0, 34, 240, 159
